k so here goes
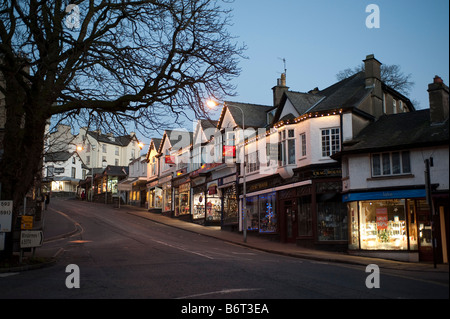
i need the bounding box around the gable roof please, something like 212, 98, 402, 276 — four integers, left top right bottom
87, 131, 137, 147
45, 151, 78, 163
158, 129, 193, 153
273, 71, 415, 125
193, 119, 219, 146
218, 101, 272, 129
337, 109, 449, 155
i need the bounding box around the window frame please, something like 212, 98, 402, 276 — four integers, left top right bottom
371, 150, 411, 177
321, 127, 340, 157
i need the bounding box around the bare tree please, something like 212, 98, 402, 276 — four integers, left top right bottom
336, 63, 415, 96
0, 0, 244, 258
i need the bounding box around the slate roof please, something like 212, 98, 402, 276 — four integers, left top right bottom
45, 151, 75, 162
274, 71, 415, 124
337, 109, 449, 155
284, 91, 324, 114
224, 101, 272, 128
308, 72, 372, 112
159, 129, 193, 153
87, 131, 136, 146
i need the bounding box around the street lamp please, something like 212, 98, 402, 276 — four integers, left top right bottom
207, 100, 247, 243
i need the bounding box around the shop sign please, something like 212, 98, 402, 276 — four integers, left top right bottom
179, 183, 190, 193
247, 181, 269, 193
376, 208, 388, 230
342, 189, 426, 202
54, 167, 65, 174
312, 168, 341, 177
0, 200, 13, 232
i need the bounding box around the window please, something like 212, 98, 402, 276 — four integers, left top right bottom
71, 167, 76, 179
298, 196, 312, 236
115, 159, 119, 166
393, 100, 397, 114
359, 199, 407, 250
245, 151, 260, 173
244, 192, 277, 233
115, 146, 119, 156
47, 166, 54, 177
86, 155, 90, 165
102, 144, 107, 153
300, 133, 307, 157
151, 157, 157, 176
372, 151, 411, 177
279, 129, 295, 165
321, 128, 340, 157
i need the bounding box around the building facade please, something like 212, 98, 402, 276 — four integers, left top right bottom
336, 76, 449, 262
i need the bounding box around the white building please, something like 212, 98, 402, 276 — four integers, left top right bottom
336, 75, 449, 263
75, 127, 143, 171
43, 150, 84, 195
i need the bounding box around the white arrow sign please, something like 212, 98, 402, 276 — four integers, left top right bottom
20, 231, 44, 248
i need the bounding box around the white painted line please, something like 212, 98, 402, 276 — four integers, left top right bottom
176, 288, 263, 299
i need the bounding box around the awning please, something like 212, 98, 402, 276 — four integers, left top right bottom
117, 177, 137, 191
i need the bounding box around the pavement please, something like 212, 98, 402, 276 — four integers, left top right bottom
3, 201, 449, 274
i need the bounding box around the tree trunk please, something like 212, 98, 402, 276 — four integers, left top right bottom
0, 72, 48, 259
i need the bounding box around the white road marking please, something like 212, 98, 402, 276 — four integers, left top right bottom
0, 272, 20, 278
176, 288, 263, 299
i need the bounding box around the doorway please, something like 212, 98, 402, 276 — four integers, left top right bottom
284, 200, 297, 243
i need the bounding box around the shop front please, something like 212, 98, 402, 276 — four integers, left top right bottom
192, 185, 206, 224
219, 175, 238, 230
343, 188, 436, 262
174, 181, 191, 220
147, 180, 162, 213
206, 181, 221, 225
243, 191, 278, 234
158, 174, 172, 217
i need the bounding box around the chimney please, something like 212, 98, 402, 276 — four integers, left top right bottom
272, 73, 289, 108
364, 54, 383, 118
428, 75, 449, 124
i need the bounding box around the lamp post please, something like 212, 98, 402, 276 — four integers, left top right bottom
207, 100, 247, 243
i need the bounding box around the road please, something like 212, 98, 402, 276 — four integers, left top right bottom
1, 199, 448, 307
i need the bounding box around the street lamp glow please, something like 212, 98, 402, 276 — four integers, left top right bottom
138, 142, 144, 150
206, 100, 217, 109
76, 145, 83, 151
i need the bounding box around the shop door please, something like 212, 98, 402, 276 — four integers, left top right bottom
284, 200, 297, 243
417, 211, 434, 261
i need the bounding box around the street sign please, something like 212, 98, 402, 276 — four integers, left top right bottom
0, 200, 13, 232
21, 215, 33, 230
20, 231, 44, 248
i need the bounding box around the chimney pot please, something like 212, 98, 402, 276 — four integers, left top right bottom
434, 75, 443, 84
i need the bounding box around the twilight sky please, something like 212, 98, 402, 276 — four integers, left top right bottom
223, 0, 449, 110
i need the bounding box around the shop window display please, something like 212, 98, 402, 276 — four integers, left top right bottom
259, 193, 277, 233
206, 187, 221, 221
359, 199, 407, 250
298, 196, 312, 237
317, 199, 347, 241
223, 185, 238, 225
243, 192, 277, 233
193, 190, 205, 220
162, 183, 171, 212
